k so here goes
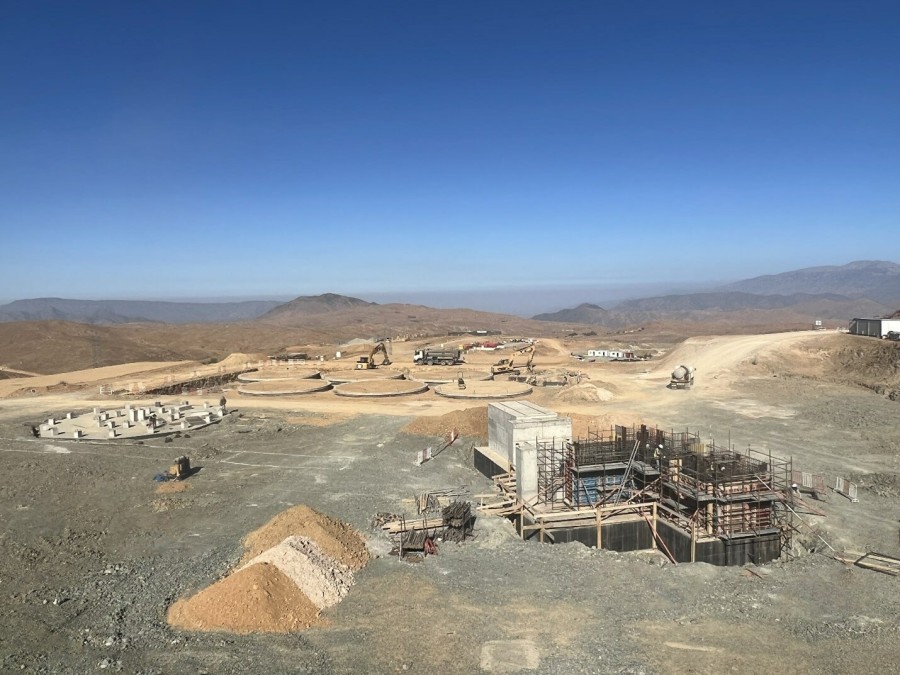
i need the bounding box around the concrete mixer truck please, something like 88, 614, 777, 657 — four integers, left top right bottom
669, 365, 695, 389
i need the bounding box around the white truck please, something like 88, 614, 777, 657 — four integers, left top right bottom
413, 348, 463, 366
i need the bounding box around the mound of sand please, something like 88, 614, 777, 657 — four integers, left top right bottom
554, 383, 614, 403
565, 412, 646, 439
217, 352, 266, 368
241, 505, 369, 570
243, 535, 354, 609
166, 562, 322, 634
402, 406, 488, 443
168, 505, 370, 635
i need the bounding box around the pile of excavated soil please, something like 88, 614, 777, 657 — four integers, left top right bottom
240, 505, 369, 570
553, 383, 614, 403
243, 536, 354, 609
217, 353, 266, 369
166, 562, 322, 634
565, 412, 646, 440
155, 481, 190, 494
402, 406, 488, 443
168, 505, 369, 635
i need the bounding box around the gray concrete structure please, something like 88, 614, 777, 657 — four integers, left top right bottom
487, 402, 572, 504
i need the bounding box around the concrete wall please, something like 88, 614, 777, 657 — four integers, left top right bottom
487, 402, 572, 505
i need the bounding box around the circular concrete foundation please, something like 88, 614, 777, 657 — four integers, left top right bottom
324, 369, 404, 384
237, 379, 333, 396
333, 379, 429, 397
433, 381, 533, 399
237, 368, 320, 382
410, 369, 493, 385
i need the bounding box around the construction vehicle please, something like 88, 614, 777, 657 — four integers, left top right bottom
668, 365, 695, 389
355, 341, 392, 370
413, 347, 463, 366
491, 344, 535, 376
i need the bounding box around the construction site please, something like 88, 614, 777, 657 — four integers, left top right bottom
475, 402, 791, 566
1, 329, 899, 673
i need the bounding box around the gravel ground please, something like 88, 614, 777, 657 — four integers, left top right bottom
1, 374, 899, 674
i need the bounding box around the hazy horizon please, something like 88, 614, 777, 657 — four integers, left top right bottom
0, 279, 724, 317
2, 3, 898, 302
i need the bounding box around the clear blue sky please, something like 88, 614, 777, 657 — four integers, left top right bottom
1, 1, 898, 311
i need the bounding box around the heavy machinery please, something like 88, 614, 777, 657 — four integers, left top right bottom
668, 364, 695, 389
491, 344, 535, 376
413, 347, 463, 365
355, 341, 392, 370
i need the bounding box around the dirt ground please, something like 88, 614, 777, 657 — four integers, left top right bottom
1, 330, 899, 673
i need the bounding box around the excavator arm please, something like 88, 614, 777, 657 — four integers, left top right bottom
491, 344, 535, 376
355, 341, 392, 369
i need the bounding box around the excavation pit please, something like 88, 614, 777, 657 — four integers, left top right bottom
237, 368, 320, 382
333, 380, 428, 397
237, 379, 333, 396
434, 381, 532, 399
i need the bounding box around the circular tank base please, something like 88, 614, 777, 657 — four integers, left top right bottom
433, 381, 533, 399
324, 369, 404, 384
333, 380, 429, 397
237, 368, 320, 382
237, 379, 333, 396
410, 369, 493, 385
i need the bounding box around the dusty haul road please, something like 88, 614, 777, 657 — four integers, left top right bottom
1, 330, 899, 674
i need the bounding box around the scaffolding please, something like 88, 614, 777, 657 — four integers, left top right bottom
479, 421, 794, 564
658, 442, 792, 540
536, 439, 567, 510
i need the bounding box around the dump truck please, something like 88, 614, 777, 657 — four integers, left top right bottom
668, 365, 695, 389
413, 348, 463, 365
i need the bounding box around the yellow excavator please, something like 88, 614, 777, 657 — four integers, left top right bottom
491, 344, 535, 376
355, 341, 392, 369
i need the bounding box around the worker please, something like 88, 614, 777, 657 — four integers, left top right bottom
31, 425, 40, 438
219, 395, 227, 414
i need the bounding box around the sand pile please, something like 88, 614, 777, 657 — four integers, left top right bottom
402, 406, 488, 442
167, 505, 369, 634
217, 352, 266, 368
554, 383, 614, 403
167, 562, 321, 633
565, 412, 646, 439
240, 504, 369, 570
243, 535, 354, 609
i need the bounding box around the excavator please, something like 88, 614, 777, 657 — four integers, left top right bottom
491, 344, 535, 376
355, 341, 392, 370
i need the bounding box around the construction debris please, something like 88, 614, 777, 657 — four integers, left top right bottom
834, 551, 900, 576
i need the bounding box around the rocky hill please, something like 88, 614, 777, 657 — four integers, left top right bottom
534, 261, 900, 327
721, 260, 900, 305
0, 298, 282, 324
258, 293, 375, 319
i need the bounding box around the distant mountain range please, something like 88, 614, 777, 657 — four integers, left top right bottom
532, 261, 900, 326
2, 260, 898, 329
0, 298, 283, 324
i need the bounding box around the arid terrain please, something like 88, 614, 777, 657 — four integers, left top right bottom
1, 326, 899, 673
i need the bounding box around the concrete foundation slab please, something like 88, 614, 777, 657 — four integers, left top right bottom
333, 380, 428, 397
433, 381, 532, 399
237, 379, 332, 396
